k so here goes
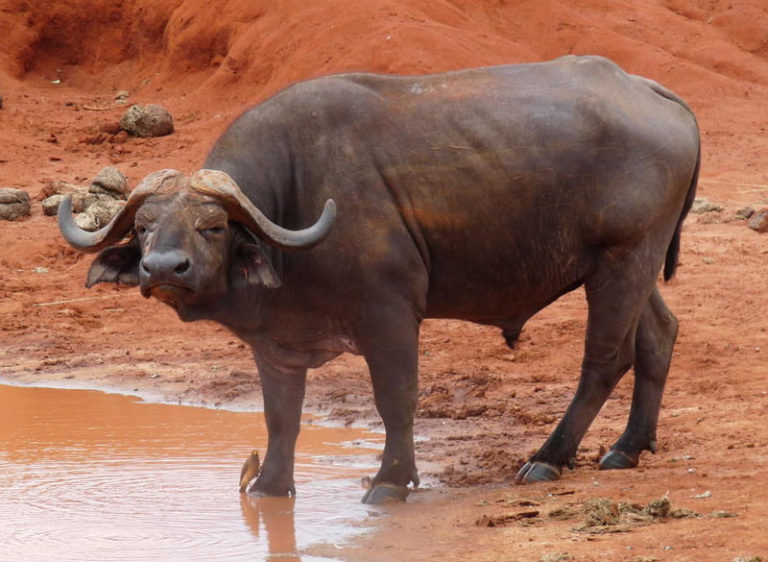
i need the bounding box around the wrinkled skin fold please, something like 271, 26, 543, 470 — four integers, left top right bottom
59, 55, 700, 504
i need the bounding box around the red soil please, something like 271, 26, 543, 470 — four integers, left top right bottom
1, 1, 767, 560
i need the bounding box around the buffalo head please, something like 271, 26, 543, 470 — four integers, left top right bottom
58, 169, 336, 319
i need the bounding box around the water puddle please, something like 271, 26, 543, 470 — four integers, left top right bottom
0, 384, 383, 561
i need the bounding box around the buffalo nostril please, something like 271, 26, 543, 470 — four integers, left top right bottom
175, 258, 190, 275
140, 252, 190, 279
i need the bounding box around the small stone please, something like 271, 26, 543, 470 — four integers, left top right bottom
41, 179, 80, 199
0, 188, 31, 220
696, 213, 721, 225
540, 553, 572, 562
115, 90, 130, 103
71, 190, 99, 213
89, 166, 129, 199
747, 208, 768, 233
74, 213, 99, 231
42, 193, 65, 216
119, 103, 174, 137
710, 509, 738, 518
735, 206, 755, 220
81, 196, 125, 229
0, 92, 3, 109
33, 267, 49, 274
691, 197, 723, 214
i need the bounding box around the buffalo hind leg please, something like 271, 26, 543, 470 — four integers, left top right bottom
600, 287, 678, 469
247, 359, 306, 497
516, 258, 655, 484
357, 303, 421, 504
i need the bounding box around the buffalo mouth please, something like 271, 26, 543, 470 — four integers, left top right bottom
143, 283, 193, 308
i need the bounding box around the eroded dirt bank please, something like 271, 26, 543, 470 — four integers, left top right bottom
1, 1, 768, 560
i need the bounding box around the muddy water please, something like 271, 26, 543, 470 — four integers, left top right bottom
0, 384, 383, 561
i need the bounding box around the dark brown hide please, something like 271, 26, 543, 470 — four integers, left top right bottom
60, 56, 700, 504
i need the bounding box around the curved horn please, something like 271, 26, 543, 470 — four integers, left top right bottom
189, 169, 336, 251
58, 169, 183, 253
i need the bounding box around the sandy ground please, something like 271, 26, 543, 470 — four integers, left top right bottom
1, 1, 768, 560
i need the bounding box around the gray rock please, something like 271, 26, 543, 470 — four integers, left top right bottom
85, 196, 125, 228
71, 190, 99, 213
747, 208, 768, 233
74, 212, 99, 231
0, 188, 31, 220
42, 179, 80, 198
68, 195, 125, 231
696, 213, 721, 225
119, 104, 174, 137
45, 176, 125, 227
42, 193, 65, 216
691, 197, 723, 214
735, 206, 755, 220
89, 166, 129, 199
42, 181, 84, 215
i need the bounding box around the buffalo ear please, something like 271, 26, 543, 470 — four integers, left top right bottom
231, 242, 281, 290
86, 238, 141, 288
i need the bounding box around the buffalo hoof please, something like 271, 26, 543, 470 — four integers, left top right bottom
361, 483, 410, 505
245, 480, 296, 498
515, 461, 561, 484
598, 449, 638, 470
245, 487, 295, 498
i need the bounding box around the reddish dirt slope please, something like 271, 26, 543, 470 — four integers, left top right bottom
1, 1, 768, 560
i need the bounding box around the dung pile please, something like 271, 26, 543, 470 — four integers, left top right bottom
561, 495, 701, 534
119, 104, 174, 137
0, 188, 30, 220
42, 166, 128, 231
475, 494, 705, 531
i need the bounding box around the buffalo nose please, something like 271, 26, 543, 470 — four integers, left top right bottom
140, 250, 191, 279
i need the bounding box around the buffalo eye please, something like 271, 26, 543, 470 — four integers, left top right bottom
198, 225, 226, 237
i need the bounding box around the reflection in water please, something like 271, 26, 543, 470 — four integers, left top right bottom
241, 496, 299, 561
0, 384, 381, 561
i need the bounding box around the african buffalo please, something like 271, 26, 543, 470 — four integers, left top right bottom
59, 55, 700, 504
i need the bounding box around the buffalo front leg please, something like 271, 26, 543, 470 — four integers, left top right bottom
357, 306, 421, 504
516, 256, 657, 484
600, 287, 678, 469
247, 359, 307, 497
